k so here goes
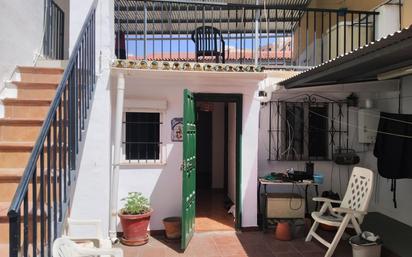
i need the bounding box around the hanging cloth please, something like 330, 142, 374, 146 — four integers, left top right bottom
373, 112, 412, 208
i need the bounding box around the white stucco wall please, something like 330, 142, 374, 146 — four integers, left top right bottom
228, 102, 237, 204
257, 81, 404, 214
361, 75, 412, 227
69, 0, 114, 237
212, 102, 224, 189
108, 70, 269, 230
0, 0, 44, 82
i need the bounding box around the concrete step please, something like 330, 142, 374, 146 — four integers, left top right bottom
12, 81, 57, 100
0, 243, 8, 257
0, 118, 43, 142
0, 201, 47, 245
0, 168, 42, 203
0, 141, 33, 168
17, 66, 63, 84
2, 98, 51, 119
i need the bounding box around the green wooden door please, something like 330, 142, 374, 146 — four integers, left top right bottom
181, 89, 196, 250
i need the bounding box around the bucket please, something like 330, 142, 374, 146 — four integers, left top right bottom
163, 217, 181, 240
349, 234, 382, 257
275, 221, 292, 241
313, 174, 324, 184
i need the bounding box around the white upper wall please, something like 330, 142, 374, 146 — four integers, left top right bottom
0, 0, 44, 82
110, 69, 266, 230
362, 75, 412, 227
69, 0, 115, 237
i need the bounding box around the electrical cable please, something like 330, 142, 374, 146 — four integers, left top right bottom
308, 109, 412, 139
289, 182, 304, 211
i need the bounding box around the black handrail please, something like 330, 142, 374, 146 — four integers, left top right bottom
8, 0, 97, 256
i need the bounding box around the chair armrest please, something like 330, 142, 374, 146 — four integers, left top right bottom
75, 245, 123, 257
66, 218, 103, 239
332, 207, 367, 215
312, 197, 342, 204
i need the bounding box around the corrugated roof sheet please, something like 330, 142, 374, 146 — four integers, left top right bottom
279, 25, 412, 88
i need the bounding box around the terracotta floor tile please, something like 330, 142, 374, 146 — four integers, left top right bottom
139, 247, 166, 257
121, 230, 400, 257
196, 190, 235, 232
273, 252, 303, 257
216, 244, 247, 256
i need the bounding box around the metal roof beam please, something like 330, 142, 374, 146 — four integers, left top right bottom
116, 5, 308, 12
115, 29, 293, 34
115, 17, 299, 24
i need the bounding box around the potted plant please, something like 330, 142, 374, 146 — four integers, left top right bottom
118, 192, 153, 246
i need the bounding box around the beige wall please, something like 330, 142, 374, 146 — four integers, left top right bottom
402, 0, 412, 27
291, 0, 411, 65
309, 0, 385, 10
212, 102, 225, 189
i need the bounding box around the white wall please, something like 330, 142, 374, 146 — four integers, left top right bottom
257, 82, 400, 212
69, 0, 115, 237
0, 0, 44, 82
228, 102, 237, 203
361, 75, 412, 227
260, 78, 412, 227
212, 102, 224, 189
109, 70, 265, 230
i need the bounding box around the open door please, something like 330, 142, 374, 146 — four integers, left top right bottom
181, 89, 196, 250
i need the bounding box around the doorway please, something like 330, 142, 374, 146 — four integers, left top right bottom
194, 94, 242, 232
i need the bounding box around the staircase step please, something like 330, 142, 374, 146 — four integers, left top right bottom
0, 118, 43, 142
17, 66, 64, 74
2, 98, 51, 119
17, 66, 63, 84
0, 142, 33, 169
2, 99, 52, 106
0, 168, 43, 204
0, 141, 34, 151
0, 201, 46, 244
11, 81, 57, 100
0, 244, 8, 257
0, 168, 26, 181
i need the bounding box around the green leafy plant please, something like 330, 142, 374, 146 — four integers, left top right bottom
120, 192, 150, 215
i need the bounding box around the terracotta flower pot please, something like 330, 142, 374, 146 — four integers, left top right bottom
275, 221, 292, 241
119, 209, 153, 246
163, 217, 181, 240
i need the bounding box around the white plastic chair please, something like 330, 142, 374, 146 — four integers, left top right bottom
64, 218, 112, 248
53, 237, 123, 257
305, 167, 374, 257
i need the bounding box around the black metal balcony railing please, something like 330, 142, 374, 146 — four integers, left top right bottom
43, 0, 65, 60
8, 1, 97, 257
115, 0, 378, 69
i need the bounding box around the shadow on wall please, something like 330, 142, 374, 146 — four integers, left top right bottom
149, 142, 183, 230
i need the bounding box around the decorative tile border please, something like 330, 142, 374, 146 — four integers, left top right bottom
112, 59, 265, 73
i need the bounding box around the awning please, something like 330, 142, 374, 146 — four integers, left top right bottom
279, 25, 412, 89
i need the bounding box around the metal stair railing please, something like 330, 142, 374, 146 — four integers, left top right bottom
8, 1, 98, 256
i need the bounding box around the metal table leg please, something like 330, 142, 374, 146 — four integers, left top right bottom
263, 184, 267, 232
305, 184, 309, 215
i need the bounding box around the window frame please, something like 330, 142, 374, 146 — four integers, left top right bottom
121, 108, 166, 165
268, 94, 349, 162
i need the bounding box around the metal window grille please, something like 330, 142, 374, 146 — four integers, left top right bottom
268, 94, 349, 161
123, 112, 162, 162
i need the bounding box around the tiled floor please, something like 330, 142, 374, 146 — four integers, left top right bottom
195, 190, 235, 232
120, 230, 400, 257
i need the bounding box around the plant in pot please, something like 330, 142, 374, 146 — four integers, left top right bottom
118, 192, 153, 246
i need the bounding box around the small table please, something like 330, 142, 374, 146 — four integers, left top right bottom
258, 178, 319, 231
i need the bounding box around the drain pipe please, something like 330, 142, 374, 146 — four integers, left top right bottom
109, 72, 125, 242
